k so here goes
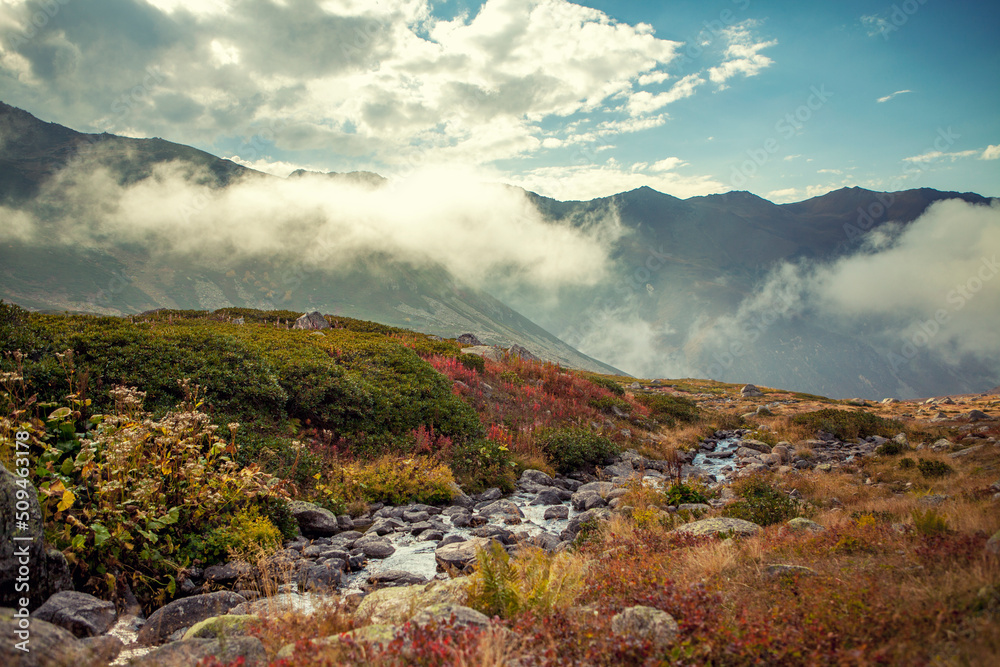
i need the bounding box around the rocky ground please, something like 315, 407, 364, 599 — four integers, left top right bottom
3, 382, 998, 666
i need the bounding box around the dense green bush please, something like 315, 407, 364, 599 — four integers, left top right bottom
876, 440, 907, 456
721, 476, 800, 526
586, 375, 624, 396
918, 459, 953, 478
451, 438, 516, 493
664, 482, 708, 505
792, 408, 903, 440
535, 427, 619, 473
458, 353, 486, 373
634, 393, 700, 425
588, 395, 631, 415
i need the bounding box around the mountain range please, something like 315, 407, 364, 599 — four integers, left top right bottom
1, 101, 997, 398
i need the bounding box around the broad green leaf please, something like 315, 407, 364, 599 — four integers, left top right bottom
136, 528, 157, 543
48, 407, 72, 421
166, 575, 176, 597
92, 523, 111, 547
60, 458, 74, 476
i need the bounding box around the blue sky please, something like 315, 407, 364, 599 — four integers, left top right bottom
1, 0, 997, 201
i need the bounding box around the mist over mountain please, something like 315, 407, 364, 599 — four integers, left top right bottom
2, 102, 997, 398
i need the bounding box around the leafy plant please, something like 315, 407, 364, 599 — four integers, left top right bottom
792, 408, 903, 440
586, 375, 624, 396
876, 441, 906, 456
634, 393, 700, 425
911, 508, 950, 536
535, 427, 620, 473
721, 475, 800, 526
917, 459, 953, 478
467, 542, 587, 618
664, 482, 708, 506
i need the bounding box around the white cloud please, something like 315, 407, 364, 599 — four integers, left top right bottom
903, 149, 979, 163
706, 21, 776, 89
766, 184, 835, 203
876, 89, 912, 103
626, 74, 703, 115
509, 160, 724, 200
861, 14, 891, 37
981, 144, 1000, 160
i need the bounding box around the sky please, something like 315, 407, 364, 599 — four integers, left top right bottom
0, 0, 998, 203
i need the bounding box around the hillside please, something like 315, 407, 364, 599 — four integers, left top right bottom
1, 304, 998, 665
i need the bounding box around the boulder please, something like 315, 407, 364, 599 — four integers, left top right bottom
764, 564, 817, 578
543, 506, 570, 520
576, 481, 614, 496
672, 517, 762, 538
298, 563, 345, 592
131, 637, 266, 667
288, 500, 340, 537
137, 591, 247, 646
292, 311, 331, 330
610, 605, 679, 649
182, 614, 259, 639
478, 499, 524, 519
786, 518, 825, 533
507, 344, 540, 361
740, 439, 772, 454
228, 593, 325, 617
357, 536, 396, 559
457, 333, 483, 346
31, 591, 116, 638
966, 409, 989, 422
741, 384, 764, 398
0, 466, 73, 610
368, 570, 429, 588
413, 603, 490, 628
354, 578, 469, 625
520, 469, 555, 486
530, 490, 566, 506
571, 490, 608, 511
435, 537, 493, 572
1, 607, 119, 666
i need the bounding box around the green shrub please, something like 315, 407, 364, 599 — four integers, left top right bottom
589, 395, 632, 415
586, 375, 624, 396
199, 506, 284, 564
664, 482, 708, 506
918, 459, 953, 478
634, 393, 699, 425
348, 455, 457, 505
721, 476, 800, 526
535, 427, 620, 473
899, 457, 915, 469
911, 508, 950, 535
876, 441, 907, 456
792, 408, 903, 440
499, 370, 523, 386
458, 353, 486, 373
451, 438, 516, 493
466, 542, 587, 618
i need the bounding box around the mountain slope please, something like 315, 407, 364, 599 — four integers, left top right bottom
0, 102, 620, 375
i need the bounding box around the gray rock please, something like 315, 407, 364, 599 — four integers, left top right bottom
298, 563, 345, 591
543, 505, 570, 520
530, 490, 566, 506
438, 534, 466, 548
31, 591, 116, 638
610, 605, 679, 649
470, 525, 515, 544
369, 570, 429, 588
288, 500, 341, 537
571, 490, 608, 511
457, 333, 483, 346
131, 637, 266, 667
520, 469, 555, 486
292, 311, 331, 330
949, 445, 984, 459
413, 603, 490, 628
435, 537, 493, 571
358, 537, 396, 559
1, 608, 118, 667
0, 466, 73, 610
137, 591, 247, 645
576, 481, 614, 496
786, 518, 825, 533
764, 564, 817, 578
672, 517, 762, 538
741, 384, 764, 397
740, 439, 772, 454
203, 561, 251, 585
475, 488, 503, 503
507, 344, 540, 361
478, 499, 524, 519
966, 409, 989, 422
